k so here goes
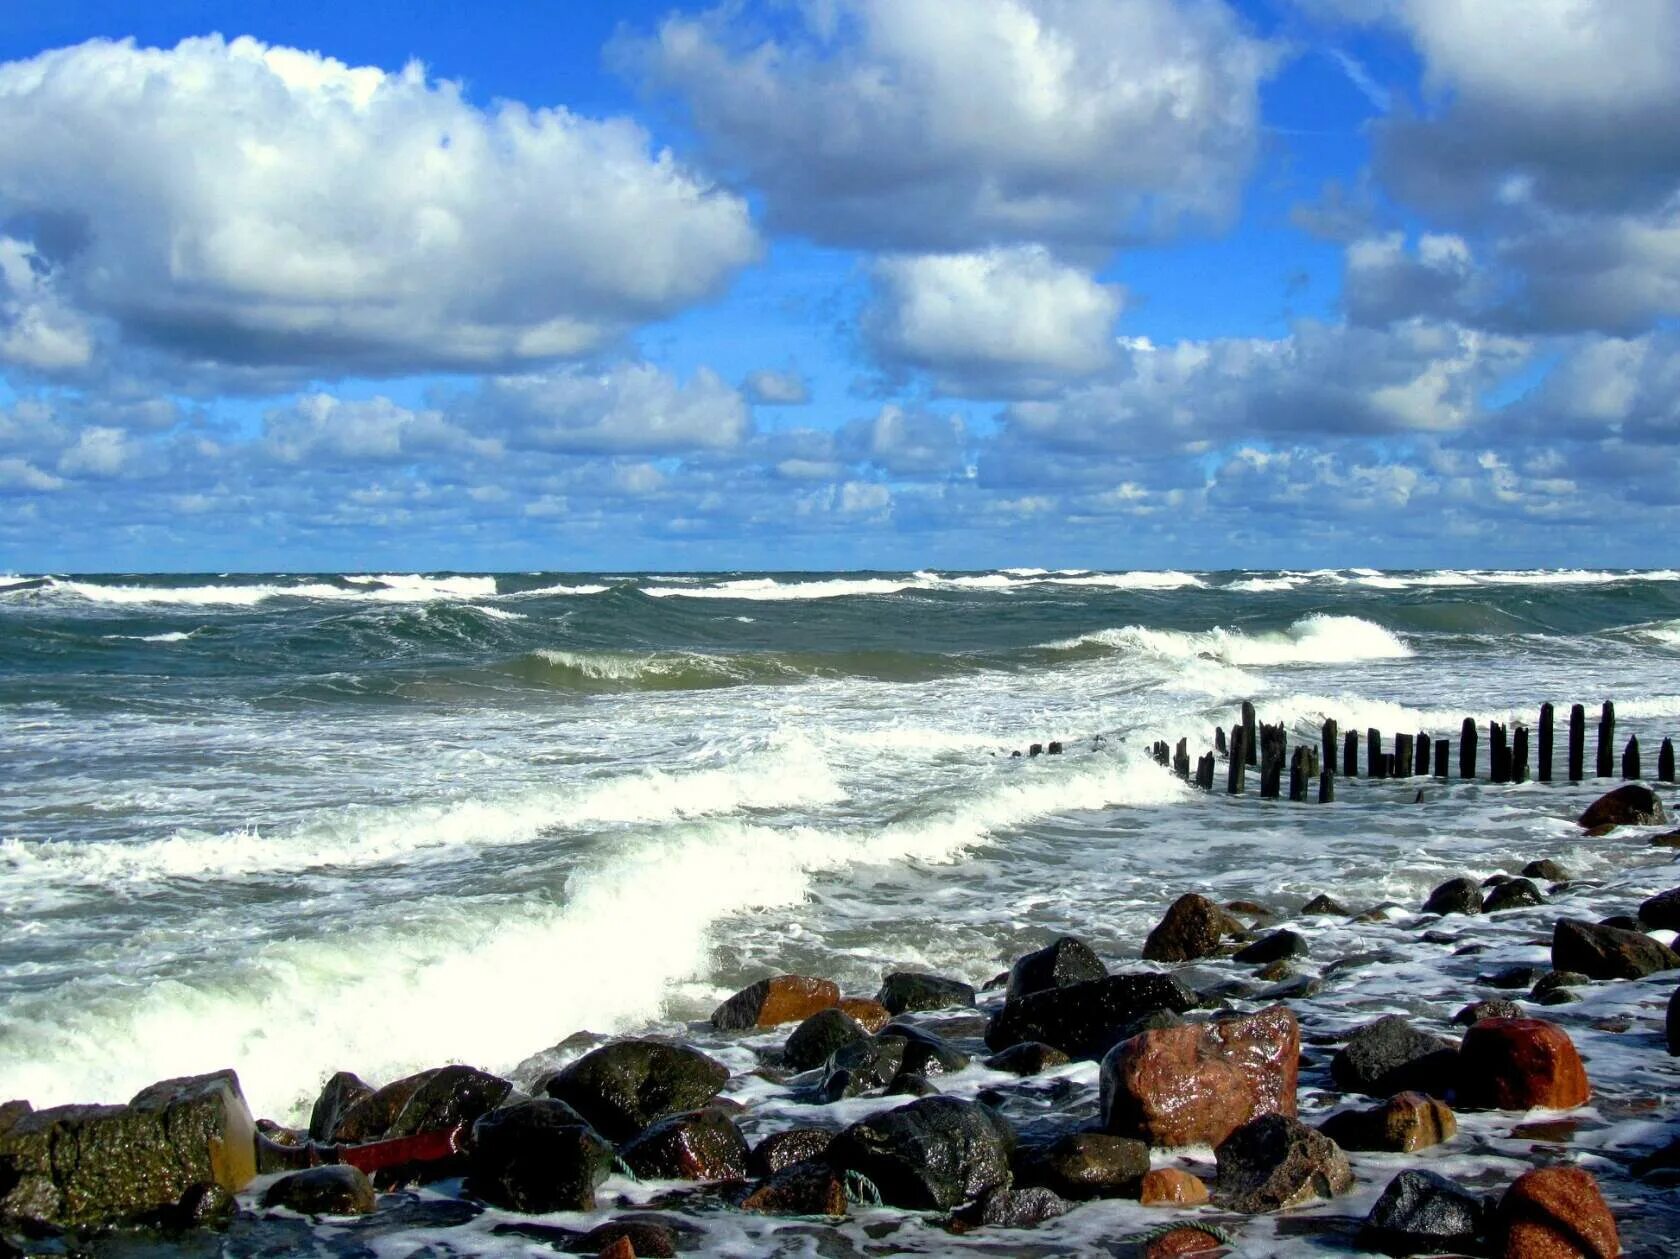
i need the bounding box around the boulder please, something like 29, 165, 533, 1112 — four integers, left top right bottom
1669, 986, 1680, 1056
1552, 917, 1680, 980
886, 1073, 938, 1097
826, 1096, 1014, 1211
748, 1127, 832, 1177
1484, 878, 1545, 913
1145, 1226, 1227, 1257
619, 1108, 748, 1182
1422, 876, 1483, 917
823, 1036, 906, 1094
734, 1159, 847, 1216
1015, 1132, 1148, 1200
1457, 1018, 1589, 1111
1006, 936, 1106, 1000
308, 1072, 373, 1143
1454, 998, 1523, 1026
949, 1184, 1068, 1230
837, 997, 892, 1033
1139, 1168, 1210, 1206
1318, 1091, 1456, 1153
1579, 783, 1666, 830
875, 972, 975, 1016
1213, 1114, 1352, 1214
0, 1070, 257, 1229
466, 1100, 611, 1213
1638, 887, 1680, 931
259, 1165, 376, 1216
1232, 930, 1307, 965
985, 972, 1197, 1060
571, 1216, 693, 1257
784, 1009, 870, 1073
1531, 970, 1589, 1004
1142, 893, 1234, 962
1359, 1169, 1486, 1257
387, 1065, 512, 1138
1301, 894, 1348, 917
1480, 964, 1548, 990
1523, 859, 1570, 882
542, 1040, 728, 1141
331, 1072, 429, 1143
1101, 1005, 1299, 1148
983, 1042, 1070, 1076
877, 1022, 970, 1077
1494, 1166, 1619, 1258
1329, 1015, 1457, 1098
711, 975, 839, 1030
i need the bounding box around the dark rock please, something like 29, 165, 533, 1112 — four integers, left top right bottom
878, 1022, 970, 1076
1015, 1132, 1148, 1200
734, 1159, 847, 1216
1359, 1169, 1485, 1257
1457, 1017, 1589, 1111
1669, 986, 1680, 1056
331, 1073, 428, 1143
1639, 887, 1680, 931
1600, 913, 1642, 930
1578, 783, 1666, 830
984, 971, 1197, 1060
1552, 917, 1680, 980
748, 1127, 833, 1177
1213, 1114, 1352, 1213
824, 1034, 906, 1091
1479, 964, 1547, 989
542, 1040, 728, 1142
886, 1074, 939, 1097
1523, 859, 1569, 882
949, 1184, 1069, 1230
983, 1042, 1070, 1076
387, 1065, 512, 1139
1329, 1015, 1457, 1098
570, 1216, 694, 1257
1301, 894, 1348, 916
308, 1072, 373, 1143
1317, 1091, 1456, 1153
466, 1099, 612, 1213
1484, 878, 1545, 913
1530, 969, 1590, 1002
711, 975, 839, 1030
875, 972, 976, 1015
1482, 873, 1512, 888
784, 1009, 869, 1072
260, 1165, 375, 1216
826, 1096, 1014, 1210
1494, 1166, 1619, 1258
1233, 930, 1308, 965
1421, 876, 1483, 917
1142, 893, 1234, 962
1006, 936, 1106, 1000
619, 1108, 749, 1182
1454, 998, 1522, 1026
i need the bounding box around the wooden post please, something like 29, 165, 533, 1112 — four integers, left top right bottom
1568, 703, 1585, 782
1242, 701, 1257, 766
1289, 746, 1308, 802
1394, 733, 1414, 779
1538, 703, 1554, 783
1155, 741, 1170, 768
1511, 725, 1528, 784
1597, 701, 1615, 777
1173, 738, 1190, 779
1661, 737, 1675, 784
1460, 718, 1477, 780
1368, 729, 1381, 779
1318, 765, 1334, 803
1624, 735, 1641, 781
1227, 727, 1247, 794
1343, 730, 1358, 779
1414, 731, 1429, 775
1260, 727, 1284, 799
1322, 718, 1338, 776
1490, 721, 1510, 784
1433, 737, 1449, 778
1215, 726, 1227, 756
1196, 752, 1215, 790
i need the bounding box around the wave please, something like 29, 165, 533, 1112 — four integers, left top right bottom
1048, 614, 1412, 668
502, 581, 611, 598
507, 646, 974, 692
100, 630, 199, 643
25, 574, 497, 607
643, 576, 919, 601
1038, 570, 1206, 591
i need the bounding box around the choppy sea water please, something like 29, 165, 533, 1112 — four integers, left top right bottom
3, 567, 1679, 1255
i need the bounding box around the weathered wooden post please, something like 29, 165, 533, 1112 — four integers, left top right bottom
1512, 725, 1528, 784
1174, 738, 1190, 779
1289, 746, 1308, 802
1242, 701, 1257, 766
1490, 721, 1510, 784
1568, 703, 1585, 782
1661, 737, 1676, 784
1368, 728, 1381, 779
1624, 735, 1641, 781
1460, 718, 1477, 780
1196, 752, 1215, 790
1155, 741, 1170, 768
1216, 726, 1227, 756
1318, 764, 1334, 803
1538, 703, 1554, 782
1322, 718, 1338, 776
1433, 738, 1449, 778
1227, 727, 1247, 794
1394, 733, 1414, 779
1414, 731, 1429, 775
1260, 727, 1285, 799
1597, 701, 1615, 778
1343, 730, 1358, 779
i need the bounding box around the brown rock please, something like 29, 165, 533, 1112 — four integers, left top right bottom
1318, 1091, 1456, 1153
1552, 917, 1680, 980
1458, 1018, 1589, 1111
598, 1238, 636, 1259
837, 997, 891, 1033
1140, 1168, 1210, 1206
1649, 829, 1680, 847
711, 975, 839, 1030
1578, 783, 1665, 831
747, 1127, 832, 1177
735, 1160, 847, 1216
1146, 1226, 1227, 1256
1142, 893, 1236, 962
1495, 1166, 1619, 1258
1015, 1131, 1148, 1200
618, 1108, 749, 1181
1101, 1005, 1299, 1148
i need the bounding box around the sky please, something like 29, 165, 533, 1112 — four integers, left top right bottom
1, 0, 1678, 573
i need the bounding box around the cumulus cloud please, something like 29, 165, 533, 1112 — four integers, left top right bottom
741, 368, 810, 405
472, 362, 751, 455
0, 35, 758, 377
262, 394, 501, 465
839, 404, 969, 476
1343, 232, 1486, 326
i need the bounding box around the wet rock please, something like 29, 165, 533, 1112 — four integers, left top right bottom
826, 1096, 1014, 1210
734, 1159, 847, 1216
1233, 930, 1308, 965
1213, 1114, 1352, 1214
388, 1065, 512, 1139
466, 1099, 613, 1213
1260, 974, 1325, 1000
886, 1073, 939, 1097
1650, 829, 1680, 847
1484, 878, 1545, 913
824, 1035, 906, 1092
1494, 1166, 1619, 1258
1524, 859, 1570, 882
332, 1072, 428, 1143
1318, 1091, 1456, 1153
1600, 913, 1642, 930
1301, 894, 1348, 917
542, 1040, 729, 1142
1479, 964, 1548, 989
878, 1022, 970, 1077
309, 1072, 374, 1143
1330, 1015, 1457, 1098
1454, 998, 1523, 1026
1254, 959, 1296, 983
570, 1216, 693, 1257
784, 1009, 870, 1073
1422, 876, 1483, 917
1359, 1168, 1486, 1257
949, 1184, 1068, 1230
983, 1042, 1070, 1076
1638, 886, 1680, 931
985, 971, 1197, 1060
836, 997, 892, 1033
1669, 986, 1680, 1056
1552, 916, 1680, 980
1145, 1226, 1228, 1256
1578, 783, 1666, 830
1015, 1132, 1148, 1200
0, 1101, 29, 1138
260, 1165, 376, 1216
748, 1127, 832, 1177
1102, 1005, 1299, 1149
598, 1237, 634, 1259
875, 972, 976, 1016
1457, 1017, 1589, 1111
1140, 1167, 1210, 1206
1531, 970, 1590, 1003
619, 1108, 748, 1182
1142, 893, 1235, 962
0, 1070, 257, 1229
1006, 935, 1107, 1000
711, 975, 839, 1030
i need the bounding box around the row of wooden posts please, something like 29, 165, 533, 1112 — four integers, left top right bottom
1146, 700, 1675, 803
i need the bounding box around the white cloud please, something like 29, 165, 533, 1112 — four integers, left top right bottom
56, 426, 137, 478
742, 368, 811, 405
0, 457, 64, 492
0, 238, 93, 373
262, 394, 500, 464
476, 363, 751, 455
841, 404, 969, 475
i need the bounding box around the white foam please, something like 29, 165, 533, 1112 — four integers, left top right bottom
504, 582, 610, 597
1053, 614, 1412, 667
100, 630, 199, 643
643, 577, 917, 601
40, 574, 496, 606
468, 605, 526, 622
1039, 570, 1206, 590
1225, 576, 1305, 593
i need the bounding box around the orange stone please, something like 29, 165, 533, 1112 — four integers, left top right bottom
710, 975, 840, 1030
837, 996, 892, 1033
1145, 1227, 1227, 1257
1140, 1168, 1210, 1206
598, 1238, 636, 1259
1458, 1019, 1589, 1111
1496, 1166, 1619, 1258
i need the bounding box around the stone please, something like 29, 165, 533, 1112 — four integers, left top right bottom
1360, 1169, 1486, 1257
1524, 859, 1569, 882
1101, 1005, 1299, 1149
1213, 1114, 1352, 1214
1015, 1132, 1148, 1200
1650, 829, 1680, 848
748, 1127, 832, 1177
1494, 1166, 1619, 1258
1457, 1018, 1589, 1111
386, 1065, 512, 1139
886, 1073, 939, 1097
784, 1009, 870, 1073
308, 1072, 373, 1143
1233, 930, 1308, 965
1552, 917, 1680, 980
1531, 970, 1590, 1002
1480, 964, 1548, 989
1301, 894, 1348, 917
619, 1108, 748, 1182
1142, 893, 1232, 962
572, 1216, 691, 1257
711, 975, 839, 1030
985, 971, 1198, 1060
542, 1040, 728, 1142
1669, 986, 1680, 1056
875, 972, 976, 1015
0, 1070, 257, 1229
0, 1102, 29, 1137
734, 1159, 847, 1216
983, 1041, 1070, 1076
836, 997, 892, 1033
1638, 887, 1680, 931
331, 1072, 429, 1143
1329, 1015, 1457, 1098
823, 1035, 906, 1094
1145, 1227, 1227, 1257
1422, 876, 1483, 917
465, 1099, 612, 1213
1006, 935, 1107, 1000
1318, 1091, 1456, 1153
878, 1022, 970, 1077
949, 1184, 1069, 1230
1484, 878, 1545, 913
1579, 783, 1666, 830
260, 1165, 375, 1216
1140, 1168, 1210, 1206
826, 1096, 1014, 1211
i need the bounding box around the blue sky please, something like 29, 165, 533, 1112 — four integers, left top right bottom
2, 0, 1678, 572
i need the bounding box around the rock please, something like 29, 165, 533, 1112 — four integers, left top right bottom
1579, 783, 1666, 830
572, 1217, 691, 1257
784, 1009, 870, 1072
0, 1070, 257, 1229
734, 1159, 847, 1216
748, 1127, 833, 1177
1102, 1006, 1299, 1148
1254, 959, 1295, 983
949, 1184, 1068, 1230
1214, 1114, 1351, 1214
598, 1237, 635, 1259
542, 1040, 729, 1141
1301, 894, 1348, 916
1457, 1018, 1589, 1111
1145, 1227, 1227, 1257
466, 1099, 612, 1213
0, 1101, 29, 1137
711, 975, 839, 1030
1454, 998, 1523, 1026
619, 1108, 748, 1181
387, 1065, 512, 1138
1650, 829, 1680, 847
260, 1165, 376, 1216
1006, 936, 1107, 1000
1484, 878, 1545, 913
1552, 917, 1680, 980
1318, 1091, 1456, 1153
886, 1073, 939, 1098
983, 1042, 1070, 1076
823, 1035, 906, 1093
1142, 893, 1234, 962
826, 1096, 1014, 1210
331, 1073, 429, 1143
1669, 986, 1680, 1056
1140, 1168, 1210, 1206
875, 972, 976, 1015
1480, 964, 1548, 989
877, 1022, 970, 1076
1015, 1132, 1148, 1200
1531, 970, 1590, 1003
1329, 1015, 1457, 1098
837, 997, 892, 1033
1639, 887, 1680, 931
1422, 876, 1483, 916
309, 1072, 374, 1143
1494, 1166, 1619, 1258
1360, 1168, 1486, 1257
1233, 930, 1308, 965
984, 972, 1198, 1060
1524, 859, 1569, 882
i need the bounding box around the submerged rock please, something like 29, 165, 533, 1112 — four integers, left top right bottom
1318, 1091, 1456, 1153
1483, 878, 1545, 913
1300, 893, 1348, 917
1421, 876, 1483, 917
466, 1099, 612, 1214
734, 1159, 848, 1217
1233, 930, 1308, 965
711, 975, 839, 1030
1141, 893, 1236, 962
875, 972, 976, 1015
983, 1041, 1070, 1076
1213, 1114, 1352, 1214
618, 1107, 749, 1182
1578, 783, 1666, 830
1329, 1014, 1457, 1098
541, 1039, 728, 1141
1359, 1168, 1486, 1257
260, 1165, 376, 1217
1015, 1132, 1148, 1200
985, 971, 1197, 1060
826, 1096, 1014, 1211
1552, 917, 1680, 980
1005, 936, 1107, 1000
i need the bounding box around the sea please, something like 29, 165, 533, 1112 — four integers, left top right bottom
2, 567, 1679, 1256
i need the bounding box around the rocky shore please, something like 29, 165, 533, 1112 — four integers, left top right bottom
2, 783, 1679, 1257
